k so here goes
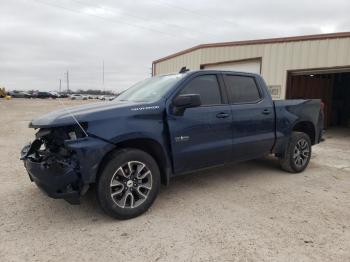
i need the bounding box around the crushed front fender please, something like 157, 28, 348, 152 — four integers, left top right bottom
21, 135, 115, 204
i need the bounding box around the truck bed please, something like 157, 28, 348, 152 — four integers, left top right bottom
273, 99, 323, 154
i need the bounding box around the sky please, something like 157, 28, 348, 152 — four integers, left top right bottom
1, 0, 350, 93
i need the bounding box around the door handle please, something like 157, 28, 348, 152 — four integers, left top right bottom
262, 109, 271, 115
216, 112, 230, 118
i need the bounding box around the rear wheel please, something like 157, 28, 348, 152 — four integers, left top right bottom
97, 149, 160, 219
280, 132, 312, 173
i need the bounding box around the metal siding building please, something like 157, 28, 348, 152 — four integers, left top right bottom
152, 32, 350, 101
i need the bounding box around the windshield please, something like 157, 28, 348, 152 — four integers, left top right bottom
115, 74, 184, 103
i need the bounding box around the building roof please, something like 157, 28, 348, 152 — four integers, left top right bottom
153, 32, 350, 64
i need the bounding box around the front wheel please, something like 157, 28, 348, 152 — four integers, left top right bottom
279, 132, 312, 173
96, 149, 160, 219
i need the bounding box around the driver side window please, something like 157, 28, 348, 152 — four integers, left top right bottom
179, 75, 222, 105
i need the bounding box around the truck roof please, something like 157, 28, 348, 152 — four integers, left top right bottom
159, 70, 260, 78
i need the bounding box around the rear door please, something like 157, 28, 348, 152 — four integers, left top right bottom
167, 73, 233, 174
222, 73, 275, 161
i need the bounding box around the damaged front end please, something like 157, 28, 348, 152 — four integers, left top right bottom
21, 126, 87, 204
21, 124, 114, 204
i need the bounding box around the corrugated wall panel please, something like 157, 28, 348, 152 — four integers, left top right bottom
318, 40, 329, 67
154, 37, 350, 98
155, 49, 202, 75
307, 40, 318, 67
336, 39, 346, 65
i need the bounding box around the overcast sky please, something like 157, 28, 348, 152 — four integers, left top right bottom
1, 0, 350, 92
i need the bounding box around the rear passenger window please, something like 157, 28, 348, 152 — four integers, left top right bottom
179, 75, 222, 105
224, 75, 261, 103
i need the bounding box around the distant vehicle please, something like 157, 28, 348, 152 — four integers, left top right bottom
8, 90, 31, 98
85, 94, 98, 99
50, 91, 60, 97
98, 95, 115, 100
58, 93, 69, 98
21, 70, 324, 219
70, 94, 87, 100
22, 92, 32, 98
34, 91, 57, 99
98, 95, 105, 100
105, 96, 116, 101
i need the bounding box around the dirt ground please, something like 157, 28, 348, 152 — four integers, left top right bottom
1, 99, 349, 262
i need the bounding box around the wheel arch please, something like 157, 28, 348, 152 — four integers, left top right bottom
292, 121, 316, 145
96, 138, 171, 186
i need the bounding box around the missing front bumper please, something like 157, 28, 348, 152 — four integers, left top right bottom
20, 132, 115, 205
21, 143, 82, 204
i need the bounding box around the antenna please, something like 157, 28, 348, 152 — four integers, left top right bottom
56, 98, 89, 137
59, 79, 62, 93
179, 66, 189, 73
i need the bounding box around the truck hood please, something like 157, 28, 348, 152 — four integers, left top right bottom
30, 101, 140, 128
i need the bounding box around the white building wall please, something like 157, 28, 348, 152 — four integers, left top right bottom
154, 37, 350, 99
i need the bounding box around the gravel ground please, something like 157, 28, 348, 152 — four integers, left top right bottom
0, 99, 349, 262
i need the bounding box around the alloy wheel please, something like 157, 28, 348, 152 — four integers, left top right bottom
293, 138, 310, 168
110, 161, 152, 208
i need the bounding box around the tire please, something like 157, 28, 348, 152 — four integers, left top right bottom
279, 131, 312, 173
96, 148, 160, 219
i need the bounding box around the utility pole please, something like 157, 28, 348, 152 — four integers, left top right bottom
59, 79, 62, 93
66, 70, 69, 93
102, 60, 105, 95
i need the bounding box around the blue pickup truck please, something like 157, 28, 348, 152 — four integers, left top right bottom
21, 70, 324, 219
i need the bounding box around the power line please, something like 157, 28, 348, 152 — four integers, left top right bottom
153, 0, 217, 19
70, 0, 219, 40
32, 0, 177, 38
152, 0, 239, 27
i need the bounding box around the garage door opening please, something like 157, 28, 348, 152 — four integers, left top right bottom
287, 69, 350, 129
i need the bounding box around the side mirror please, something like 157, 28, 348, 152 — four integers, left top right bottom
172, 94, 201, 115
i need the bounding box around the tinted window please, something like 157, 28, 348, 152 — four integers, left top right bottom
224, 75, 261, 103
180, 75, 221, 105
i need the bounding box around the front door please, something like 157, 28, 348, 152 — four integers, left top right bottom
167, 74, 233, 174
